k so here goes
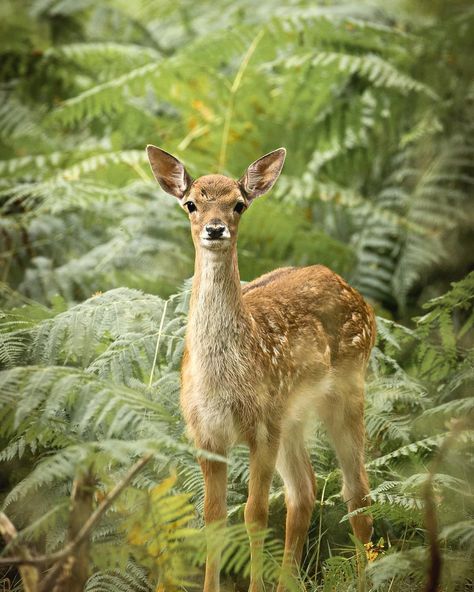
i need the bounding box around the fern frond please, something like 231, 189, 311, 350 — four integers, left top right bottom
274, 51, 437, 98
0, 365, 180, 452
440, 519, 474, 546
52, 62, 160, 125
0, 327, 28, 369
368, 435, 445, 468
0, 91, 44, 141
85, 560, 152, 592
31, 288, 167, 366
46, 42, 161, 77
420, 397, 474, 419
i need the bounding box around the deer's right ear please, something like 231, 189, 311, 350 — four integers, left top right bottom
146, 145, 192, 199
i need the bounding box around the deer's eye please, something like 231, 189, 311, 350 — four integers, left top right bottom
184, 201, 197, 213
234, 202, 245, 214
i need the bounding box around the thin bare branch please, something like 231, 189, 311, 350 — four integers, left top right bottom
217, 29, 264, 172
0, 453, 152, 567
423, 418, 470, 592
64, 470, 95, 592
0, 512, 39, 592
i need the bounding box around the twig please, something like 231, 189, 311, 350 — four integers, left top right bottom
0, 512, 39, 592
217, 29, 264, 172
65, 469, 95, 592
38, 560, 65, 592
315, 474, 329, 579
148, 299, 168, 388
423, 418, 470, 592
423, 468, 441, 592
0, 453, 152, 567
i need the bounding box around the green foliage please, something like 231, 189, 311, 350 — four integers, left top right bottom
1, 272, 473, 590
0, 1, 473, 591
1, 0, 473, 314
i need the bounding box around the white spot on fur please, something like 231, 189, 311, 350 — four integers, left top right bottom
323, 344, 331, 365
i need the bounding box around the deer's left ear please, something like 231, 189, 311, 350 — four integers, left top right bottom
239, 148, 286, 201
146, 145, 192, 199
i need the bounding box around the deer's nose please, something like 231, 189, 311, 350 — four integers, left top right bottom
205, 224, 226, 239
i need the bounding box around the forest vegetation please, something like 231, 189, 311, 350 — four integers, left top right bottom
0, 0, 473, 590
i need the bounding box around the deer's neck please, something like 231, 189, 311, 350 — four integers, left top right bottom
187, 248, 248, 360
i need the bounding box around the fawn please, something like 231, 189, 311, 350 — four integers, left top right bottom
146, 145, 375, 592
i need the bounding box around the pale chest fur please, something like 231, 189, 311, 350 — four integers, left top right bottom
181, 255, 259, 447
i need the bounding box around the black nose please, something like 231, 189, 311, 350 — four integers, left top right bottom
206, 224, 226, 239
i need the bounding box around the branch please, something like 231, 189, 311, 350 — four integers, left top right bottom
0, 453, 152, 567
65, 469, 95, 592
217, 29, 264, 172
423, 418, 471, 592
0, 513, 39, 592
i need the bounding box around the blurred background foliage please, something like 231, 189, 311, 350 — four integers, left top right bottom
0, 0, 473, 591
1, 0, 473, 314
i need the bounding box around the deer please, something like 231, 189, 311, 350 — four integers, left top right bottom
146, 145, 375, 592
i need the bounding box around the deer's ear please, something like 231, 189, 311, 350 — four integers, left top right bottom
146, 145, 192, 199
239, 148, 286, 201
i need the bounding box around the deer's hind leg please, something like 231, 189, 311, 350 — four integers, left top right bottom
320, 370, 372, 543
276, 427, 316, 591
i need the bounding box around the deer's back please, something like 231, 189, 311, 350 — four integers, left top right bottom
242, 265, 376, 369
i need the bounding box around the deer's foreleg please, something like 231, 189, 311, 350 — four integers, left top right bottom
200, 455, 228, 592
245, 436, 279, 592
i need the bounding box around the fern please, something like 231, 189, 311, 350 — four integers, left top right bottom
85, 561, 152, 592
276, 51, 437, 98
440, 520, 474, 546
1, 2, 473, 591
46, 43, 161, 78
30, 288, 169, 365
2, 2, 470, 312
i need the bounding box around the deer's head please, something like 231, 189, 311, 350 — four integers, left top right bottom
146, 146, 286, 252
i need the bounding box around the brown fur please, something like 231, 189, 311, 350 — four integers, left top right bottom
146, 146, 375, 592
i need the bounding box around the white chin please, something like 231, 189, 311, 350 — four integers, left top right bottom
200, 239, 230, 250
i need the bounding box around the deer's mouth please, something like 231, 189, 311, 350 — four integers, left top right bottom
201, 236, 231, 250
